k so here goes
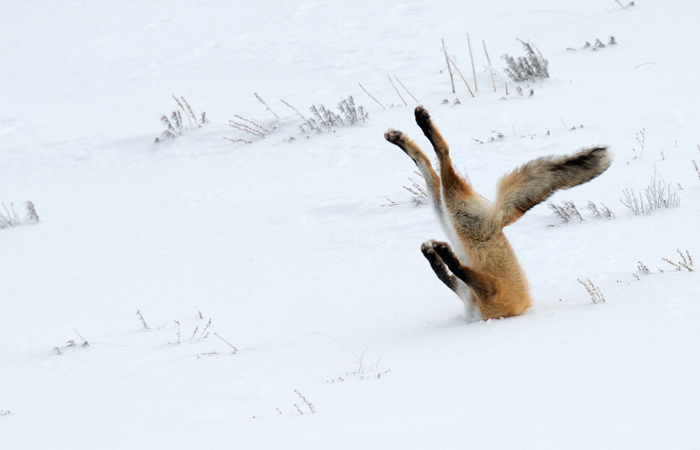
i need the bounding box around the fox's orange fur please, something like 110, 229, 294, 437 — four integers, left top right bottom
385, 107, 612, 321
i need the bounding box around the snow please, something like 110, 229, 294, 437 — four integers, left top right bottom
2, 0, 699, 448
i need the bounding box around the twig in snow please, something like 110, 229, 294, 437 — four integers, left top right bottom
578, 279, 605, 303
74, 329, 89, 347
442, 39, 455, 94
467, 33, 478, 92
387, 75, 407, 106
482, 40, 497, 92
394, 76, 419, 103
358, 83, 386, 109
136, 310, 150, 329
447, 55, 475, 97
213, 332, 238, 354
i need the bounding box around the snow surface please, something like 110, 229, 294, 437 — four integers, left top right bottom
2, 0, 699, 448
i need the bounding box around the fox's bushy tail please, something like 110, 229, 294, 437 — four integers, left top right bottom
493, 146, 612, 227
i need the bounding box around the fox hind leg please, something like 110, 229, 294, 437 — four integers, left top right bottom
427, 240, 496, 300
413, 106, 493, 242
413, 106, 472, 199
420, 241, 459, 292
421, 240, 481, 322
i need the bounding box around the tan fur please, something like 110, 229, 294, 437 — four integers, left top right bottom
385, 106, 612, 321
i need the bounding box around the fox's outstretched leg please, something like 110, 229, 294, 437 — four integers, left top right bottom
425, 240, 497, 300
413, 107, 471, 201
413, 106, 493, 242
384, 129, 448, 229
420, 242, 459, 291
421, 241, 480, 321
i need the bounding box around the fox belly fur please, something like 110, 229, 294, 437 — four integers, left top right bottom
385, 106, 612, 322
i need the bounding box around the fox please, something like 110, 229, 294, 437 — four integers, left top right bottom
384, 106, 612, 322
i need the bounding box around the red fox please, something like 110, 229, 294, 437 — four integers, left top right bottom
385, 106, 612, 321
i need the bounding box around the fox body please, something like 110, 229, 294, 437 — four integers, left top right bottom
385, 107, 611, 321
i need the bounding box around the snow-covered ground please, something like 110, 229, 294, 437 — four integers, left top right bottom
2, 0, 699, 448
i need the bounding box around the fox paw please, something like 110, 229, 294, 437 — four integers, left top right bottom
421, 239, 446, 252
414, 106, 432, 128
384, 128, 405, 144
424, 240, 454, 261
431, 240, 450, 253
420, 241, 441, 261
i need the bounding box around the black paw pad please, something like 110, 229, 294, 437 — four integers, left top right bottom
414, 106, 431, 127
432, 241, 451, 255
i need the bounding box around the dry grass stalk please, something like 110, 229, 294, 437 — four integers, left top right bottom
174, 320, 181, 344
213, 332, 238, 354
394, 76, 419, 103
234, 115, 269, 134
587, 201, 615, 219
549, 201, 570, 223
578, 279, 605, 303
156, 96, 207, 142
136, 310, 149, 329
502, 39, 549, 82
229, 119, 266, 138
564, 201, 584, 222
483, 65, 511, 95
447, 55, 475, 97
281, 96, 367, 135
198, 318, 212, 341
74, 329, 89, 347
662, 250, 694, 272
387, 75, 407, 106
254, 93, 280, 121
587, 201, 601, 218
0, 202, 21, 228
403, 171, 428, 206
295, 390, 316, 413
180, 96, 200, 127
171, 111, 183, 131
662, 258, 682, 271
620, 173, 680, 215
467, 33, 477, 92
158, 115, 179, 141
442, 39, 455, 94
693, 160, 700, 180
548, 200, 584, 223
281, 99, 308, 121
310, 104, 343, 131
223, 137, 252, 144
637, 261, 650, 272
281, 99, 321, 133
358, 83, 386, 110
482, 40, 496, 92
632, 128, 645, 159
380, 197, 399, 208
189, 326, 199, 341
172, 95, 192, 126
685, 249, 694, 267
614, 0, 633, 9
